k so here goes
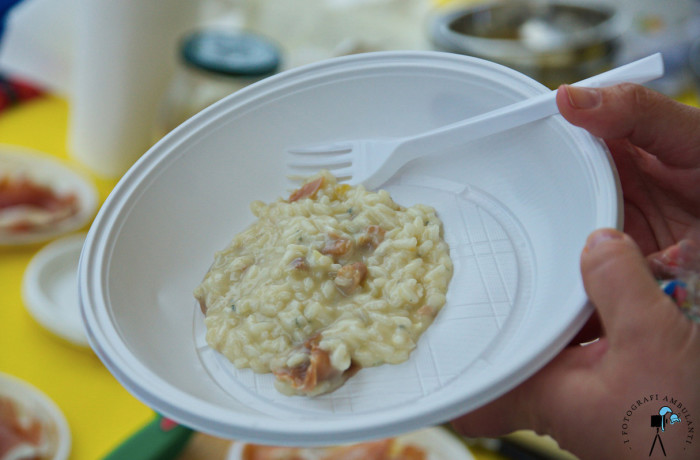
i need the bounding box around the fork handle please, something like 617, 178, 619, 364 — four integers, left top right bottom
395, 53, 665, 160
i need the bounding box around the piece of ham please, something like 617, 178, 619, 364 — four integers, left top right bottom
289, 257, 309, 271
288, 177, 324, 202
241, 438, 426, 460
321, 233, 354, 258
0, 397, 45, 460
273, 335, 360, 395
358, 225, 385, 250
334, 262, 367, 295
0, 175, 78, 233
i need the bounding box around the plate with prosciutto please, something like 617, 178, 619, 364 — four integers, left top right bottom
0, 147, 98, 245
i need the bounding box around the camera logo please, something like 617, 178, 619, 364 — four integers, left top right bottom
650, 406, 682, 456
621, 394, 694, 457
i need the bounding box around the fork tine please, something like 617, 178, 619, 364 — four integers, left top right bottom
328, 166, 353, 178
287, 143, 353, 155
286, 174, 351, 184
287, 163, 353, 178
286, 152, 353, 169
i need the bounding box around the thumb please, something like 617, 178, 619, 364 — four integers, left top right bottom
580, 228, 685, 349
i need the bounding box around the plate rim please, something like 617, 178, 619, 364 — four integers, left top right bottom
79, 50, 619, 445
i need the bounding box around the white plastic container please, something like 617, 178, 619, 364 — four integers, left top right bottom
68, 0, 198, 178
153, 30, 281, 140
79, 51, 621, 446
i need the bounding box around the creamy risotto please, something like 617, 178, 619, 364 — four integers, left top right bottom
194, 171, 452, 396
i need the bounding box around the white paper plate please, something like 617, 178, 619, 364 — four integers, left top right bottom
79, 51, 621, 446
0, 372, 71, 460
22, 233, 89, 347
0, 147, 98, 245
226, 427, 474, 460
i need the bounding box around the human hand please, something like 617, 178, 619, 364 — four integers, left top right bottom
452, 228, 700, 458
556, 83, 700, 259
451, 85, 700, 459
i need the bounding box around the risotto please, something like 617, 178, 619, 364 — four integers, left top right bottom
194, 171, 453, 396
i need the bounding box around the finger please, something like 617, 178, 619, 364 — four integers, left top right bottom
555, 83, 700, 168
648, 236, 700, 278
580, 228, 687, 349
648, 244, 685, 279
451, 383, 533, 437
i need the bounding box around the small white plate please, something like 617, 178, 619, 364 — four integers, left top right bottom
22, 233, 89, 347
0, 147, 98, 245
226, 427, 474, 460
0, 372, 71, 460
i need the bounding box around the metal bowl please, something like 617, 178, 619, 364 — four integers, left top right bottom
430, 1, 626, 87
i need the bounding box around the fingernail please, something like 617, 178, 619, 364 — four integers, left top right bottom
585, 228, 624, 251
566, 85, 602, 110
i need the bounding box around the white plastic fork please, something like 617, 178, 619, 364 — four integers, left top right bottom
286, 53, 664, 190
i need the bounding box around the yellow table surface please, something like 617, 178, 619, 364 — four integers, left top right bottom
7, 89, 696, 460
0, 94, 511, 460
0, 95, 153, 459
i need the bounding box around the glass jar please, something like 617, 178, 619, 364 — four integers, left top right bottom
154, 29, 281, 140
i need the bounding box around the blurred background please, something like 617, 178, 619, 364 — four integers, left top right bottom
0, 1, 698, 459
1, 0, 699, 177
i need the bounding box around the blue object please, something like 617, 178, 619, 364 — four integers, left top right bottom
661, 279, 684, 296
0, 0, 24, 43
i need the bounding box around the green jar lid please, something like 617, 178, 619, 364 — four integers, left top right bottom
181, 31, 281, 77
